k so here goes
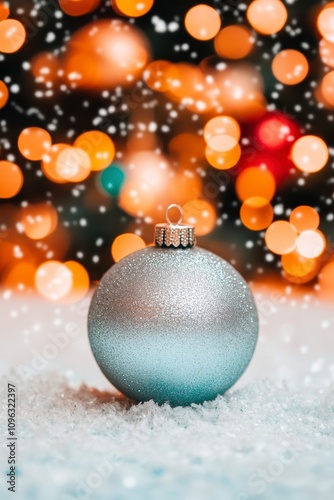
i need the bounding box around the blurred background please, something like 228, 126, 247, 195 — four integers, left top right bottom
1, 0, 334, 304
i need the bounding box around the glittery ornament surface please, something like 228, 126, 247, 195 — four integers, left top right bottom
88, 246, 258, 406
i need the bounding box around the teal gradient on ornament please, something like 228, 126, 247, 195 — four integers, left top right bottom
99, 164, 125, 196
88, 246, 258, 407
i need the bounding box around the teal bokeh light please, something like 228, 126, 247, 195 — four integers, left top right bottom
100, 164, 126, 196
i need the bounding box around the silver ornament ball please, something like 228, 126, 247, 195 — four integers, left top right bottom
88, 207, 258, 406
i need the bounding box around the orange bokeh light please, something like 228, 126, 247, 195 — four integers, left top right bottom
169, 133, 206, 165
0, 161, 23, 198
291, 135, 329, 173
62, 261, 90, 303
111, 233, 146, 262
281, 251, 320, 283
318, 7, 334, 43
64, 19, 150, 90
321, 70, 334, 106
236, 167, 276, 202
143, 60, 175, 92
59, 0, 100, 16
296, 230, 326, 259
204, 115, 241, 143
41, 143, 69, 183
185, 4, 221, 41
183, 199, 216, 236
0, 2, 9, 21
272, 49, 309, 85
240, 196, 274, 231
3, 262, 36, 291
289, 206, 320, 233
20, 203, 58, 240
247, 0, 287, 35
56, 146, 91, 182
214, 65, 267, 121
167, 63, 204, 100
35, 261, 73, 301
214, 25, 254, 60
265, 221, 298, 255
319, 261, 334, 299
0, 80, 8, 108
74, 131, 115, 171
112, 0, 154, 17
319, 38, 334, 68
0, 19, 26, 53
31, 52, 59, 84
18, 127, 52, 161
205, 135, 241, 170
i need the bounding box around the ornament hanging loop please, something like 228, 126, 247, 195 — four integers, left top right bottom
166, 204, 184, 226
154, 203, 196, 248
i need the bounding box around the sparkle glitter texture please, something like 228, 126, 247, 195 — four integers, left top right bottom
88, 209, 258, 406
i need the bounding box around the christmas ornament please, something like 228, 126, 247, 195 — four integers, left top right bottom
88, 204, 258, 406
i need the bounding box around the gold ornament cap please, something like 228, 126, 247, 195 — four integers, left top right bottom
154, 204, 196, 248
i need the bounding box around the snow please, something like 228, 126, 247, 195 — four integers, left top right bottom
1, 285, 334, 499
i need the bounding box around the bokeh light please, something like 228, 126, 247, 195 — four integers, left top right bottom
183, 199, 216, 236
0, 2, 9, 21
143, 60, 175, 92
0, 161, 23, 198
213, 64, 267, 120
319, 38, 334, 68
56, 146, 91, 182
318, 6, 334, 43
111, 233, 146, 262
184, 4, 221, 41
205, 135, 241, 170
3, 262, 36, 291
0, 19, 26, 53
254, 113, 300, 150
59, 0, 100, 16
289, 206, 320, 233
291, 135, 329, 173
41, 144, 70, 183
265, 221, 298, 255
246, 0, 287, 35
20, 204, 58, 240
295, 230, 326, 259
281, 251, 320, 284
214, 26, 254, 60
100, 164, 126, 196
319, 261, 334, 299
169, 133, 206, 165
235, 167, 276, 202
35, 261, 73, 301
0, 79, 8, 108
18, 127, 52, 161
240, 197, 274, 231
62, 261, 90, 303
31, 52, 59, 84
64, 19, 150, 90
204, 116, 241, 143
74, 131, 115, 171
112, 0, 154, 18
272, 49, 309, 85
321, 70, 334, 106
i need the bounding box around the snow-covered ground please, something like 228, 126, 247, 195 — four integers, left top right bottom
1, 284, 334, 499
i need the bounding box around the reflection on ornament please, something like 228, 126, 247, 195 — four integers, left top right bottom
88, 204, 258, 406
